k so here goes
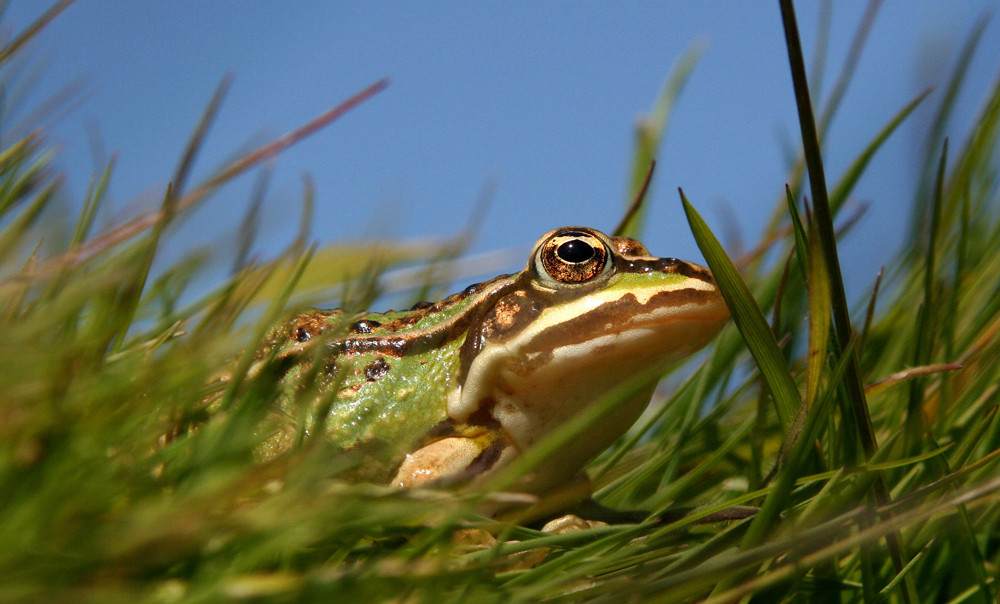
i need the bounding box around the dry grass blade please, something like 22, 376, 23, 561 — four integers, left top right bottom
9, 78, 389, 284
0, 0, 75, 65
866, 363, 964, 395
613, 159, 655, 237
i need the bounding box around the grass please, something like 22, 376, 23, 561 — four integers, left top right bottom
1, 2, 999, 602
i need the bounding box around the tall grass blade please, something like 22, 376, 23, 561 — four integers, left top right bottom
907, 139, 949, 440
681, 189, 799, 428
779, 0, 875, 457
30, 78, 389, 279
805, 205, 831, 410
781, 2, 915, 598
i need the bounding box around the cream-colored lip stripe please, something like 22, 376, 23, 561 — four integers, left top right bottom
535, 299, 721, 351
627, 277, 716, 305
528, 279, 719, 335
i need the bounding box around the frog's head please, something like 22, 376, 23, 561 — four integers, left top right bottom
448, 226, 729, 490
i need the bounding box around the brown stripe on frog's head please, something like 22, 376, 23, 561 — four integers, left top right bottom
610, 235, 650, 257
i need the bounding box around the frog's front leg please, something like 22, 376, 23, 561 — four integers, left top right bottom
390, 430, 518, 488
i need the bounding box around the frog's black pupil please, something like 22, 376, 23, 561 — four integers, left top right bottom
557, 239, 595, 264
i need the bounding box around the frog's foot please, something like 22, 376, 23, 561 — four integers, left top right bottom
390, 434, 516, 489
557, 499, 760, 526
541, 514, 609, 534
670, 505, 759, 524
560, 497, 652, 525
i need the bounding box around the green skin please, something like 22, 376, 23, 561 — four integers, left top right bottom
257, 275, 509, 482
256, 227, 728, 492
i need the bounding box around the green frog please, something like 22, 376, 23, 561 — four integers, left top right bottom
256, 226, 728, 501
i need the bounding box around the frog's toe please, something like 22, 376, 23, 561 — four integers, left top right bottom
390, 436, 485, 488
541, 514, 609, 534
391, 433, 518, 488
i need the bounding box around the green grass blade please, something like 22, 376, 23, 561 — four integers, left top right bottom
681, 190, 799, 429
69, 159, 113, 248
171, 75, 232, 198
217, 244, 316, 413
33, 79, 389, 279
785, 185, 809, 282
781, 3, 915, 599
906, 139, 948, 441
0, 179, 55, 262
0, 133, 38, 216
805, 204, 832, 410
780, 0, 876, 458
742, 336, 856, 546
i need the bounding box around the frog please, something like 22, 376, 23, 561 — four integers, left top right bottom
255, 226, 729, 506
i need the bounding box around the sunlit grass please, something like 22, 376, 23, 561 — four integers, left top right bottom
0, 3, 998, 603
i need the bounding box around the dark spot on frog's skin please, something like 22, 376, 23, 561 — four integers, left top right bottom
351, 319, 382, 334
410, 300, 434, 310
616, 255, 714, 283
467, 405, 501, 431
457, 289, 543, 382
611, 236, 650, 257
320, 357, 339, 378
266, 311, 338, 355
426, 418, 458, 439
461, 437, 507, 478
365, 357, 390, 381
421, 405, 501, 448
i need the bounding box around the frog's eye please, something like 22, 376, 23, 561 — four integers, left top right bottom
535, 228, 611, 285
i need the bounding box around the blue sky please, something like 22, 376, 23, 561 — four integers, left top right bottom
6, 2, 1000, 304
